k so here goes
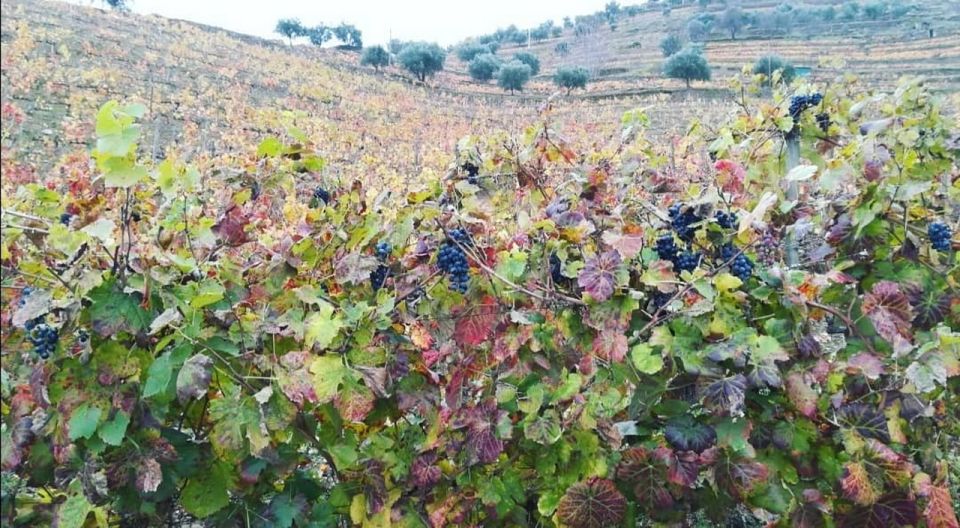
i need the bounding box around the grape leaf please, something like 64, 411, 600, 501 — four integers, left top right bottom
181, 462, 232, 518
87, 281, 151, 337
454, 297, 499, 347
97, 411, 130, 446
924, 485, 959, 528
862, 281, 914, 355
308, 355, 347, 404
68, 404, 103, 441
136, 458, 163, 494
557, 477, 626, 528
630, 344, 664, 374
841, 462, 880, 506
838, 492, 918, 528
664, 415, 717, 453
578, 251, 621, 302
176, 354, 213, 403
54, 491, 93, 528
304, 302, 344, 350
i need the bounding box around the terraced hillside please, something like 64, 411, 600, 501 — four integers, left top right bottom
1, 0, 734, 188
451, 0, 960, 94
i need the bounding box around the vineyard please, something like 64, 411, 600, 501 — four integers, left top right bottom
2, 1, 960, 528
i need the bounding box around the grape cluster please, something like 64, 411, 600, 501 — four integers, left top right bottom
29, 324, 58, 359
715, 210, 738, 230
815, 112, 831, 133
60, 213, 73, 226
929, 222, 952, 251
756, 230, 781, 265
731, 254, 755, 281
655, 234, 679, 263
375, 240, 392, 260
668, 203, 702, 242
719, 243, 737, 262
675, 251, 702, 273
313, 186, 331, 205
463, 162, 479, 185
718, 243, 754, 281
788, 93, 823, 119
370, 265, 388, 291
437, 230, 471, 293
549, 253, 564, 284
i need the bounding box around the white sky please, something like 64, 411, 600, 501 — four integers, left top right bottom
70, 0, 616, 46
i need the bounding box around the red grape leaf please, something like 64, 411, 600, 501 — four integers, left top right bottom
924, 485, 959, 528
839, 492, 918, 528
454, 297, 499, 348
592, 328, 628, 362
577, 251, 621, 302
846, 352, 885, 380
557, 477, 627, 528
785, 370, 818, 418
841, 462, 880, 506
862, 281, 914, 354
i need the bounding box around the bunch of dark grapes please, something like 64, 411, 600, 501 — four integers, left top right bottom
668, 204, 701, 242
719, 243, 737, 263
715, 210, 738, 230
787, 93, 823, 138
731, 254, 755, 281
929, 221, 952, 251
60, 213, 73, 226
375, 240, 392, 260
655, 234, 679, 262
651, 291, 673, 310
788, 93, 823, 119
28, 324, 58, 359
370, 265, 388, 291
675, 251, 702, 273
313, 187, 331, 205
756, 230, 781, 265
549, 253, 564, 284
437, 229, 471, 293
463, 162, 480, 185
815, 112, 831, 133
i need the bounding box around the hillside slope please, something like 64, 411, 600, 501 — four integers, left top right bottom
450, 0, 960, 94
0, 0, 726, 189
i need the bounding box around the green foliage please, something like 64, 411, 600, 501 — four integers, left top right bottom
2, 74, 959, 528
720, 7, 748, 39
553, 66, 590, 93
753, 55, 796, 86
307, 25, 332, 47
360, 45, 390, 70
332, 24, 362, 49
274, 18, 306, 45
468, 53, 500, 82
497, 60, 532, 93
663, 48, 711, 88
660, 34, 683, 57
397, 42, 446, 82
457, 42, 494, 62
512, 52, 541, 76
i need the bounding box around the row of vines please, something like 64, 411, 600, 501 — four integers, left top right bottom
1, 73, 959, 527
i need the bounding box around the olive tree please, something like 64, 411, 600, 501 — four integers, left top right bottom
397, 42, 446, 82
468, 54, 501, 82
361, 45, 391, 71
497, 60, 532, 93
553, 66, 590, 94
663, 48, 711, 88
